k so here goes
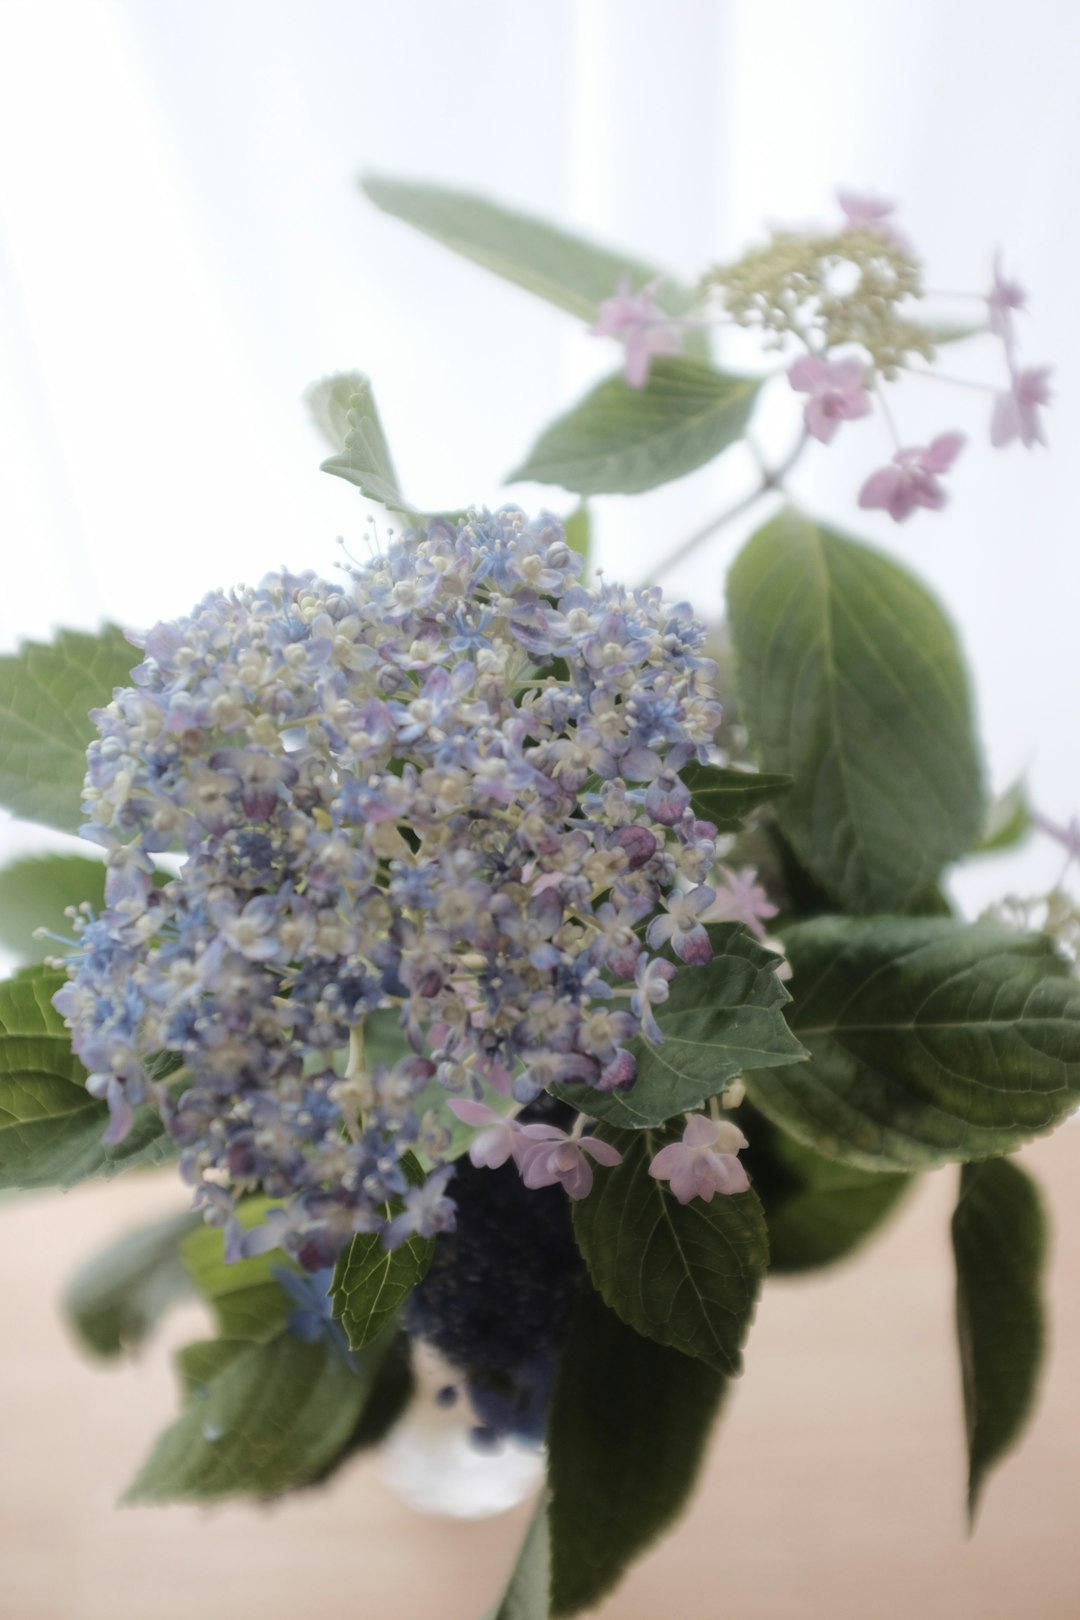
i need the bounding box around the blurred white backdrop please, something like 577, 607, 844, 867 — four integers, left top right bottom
0, 0, 1077, 942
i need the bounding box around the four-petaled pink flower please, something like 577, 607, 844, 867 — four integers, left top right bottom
704, 864, 778, 941
445, 1098, 524, 1169
645, 884, 715, 965
516, 1125, 623, 1200
990, 366, 1052, 449
590, 275, 683, 388
858, 432, 966, 522
988, 251, 1027, 342
648, 1114, 750, 1205
788, 356, 872, 444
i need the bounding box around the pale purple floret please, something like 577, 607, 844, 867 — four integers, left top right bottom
990, 366, 1052, 449
788, 355, 871, 444
516, 1128, 623, 1200
988, 252, 1027, 342
648, 1113, 749, 1204
704, 864, 778, 941
446, 1098, 523, 1169
631, 955, 677, 1044
858, 432, 966, 522
837, 188, 909, 250
589, 274, 683, 388
646, 884, 716, 964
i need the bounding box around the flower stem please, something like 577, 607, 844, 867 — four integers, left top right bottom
640, 429, 809, 586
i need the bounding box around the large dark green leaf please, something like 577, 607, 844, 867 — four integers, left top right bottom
0, 966, 173, 1189
744, 918, 1080, 1171
952, 1157, 1047, 1521
362, 174, 700, 329
571, 1123, 768, 1373
123, 1333, 374, 1505
741, 1112, 912, 1272
679, 762, 792, 833
556, 923, 804, 1130
479, 1497, 551, 1620
508, 361, 759, 497
0, 852, 106, 966
727, 511, 984, 911
64, 1208, 198, 1358
547, 1288, 726, 1616
0, 625, 136, 834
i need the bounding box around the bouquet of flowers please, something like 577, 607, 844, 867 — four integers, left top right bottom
0, 179, 1074, 1619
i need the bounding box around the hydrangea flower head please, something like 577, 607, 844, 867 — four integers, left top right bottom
53, 508, 723, 1269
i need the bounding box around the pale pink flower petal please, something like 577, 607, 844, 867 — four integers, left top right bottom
859, 434, 966, 522
704, 865, 778, 940
648, 1113, 751, 1205
589, 275, 684, 389
990, 367, 1052, 449
988, 252, 1026, 341
788, 354, 871, 445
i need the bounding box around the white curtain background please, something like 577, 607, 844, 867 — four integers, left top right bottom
0, 0, 1078, 968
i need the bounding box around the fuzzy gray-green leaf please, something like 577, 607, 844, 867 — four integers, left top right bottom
508, 361, 759, 497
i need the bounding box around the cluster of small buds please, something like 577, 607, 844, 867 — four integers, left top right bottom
588, 190, 1052, 524
53, 508, 726, 1269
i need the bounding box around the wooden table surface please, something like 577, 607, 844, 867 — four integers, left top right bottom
2, 1127, 1078, 1620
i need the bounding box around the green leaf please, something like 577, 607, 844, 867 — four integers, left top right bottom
0, 625, 137, 835
571, 1123, 768, 1373
479, 1497, 551, 1620
547, 1288, 726, 1616
64, 1208, 199, 1358
181, 1198, 297, 1343
0, 852, 106, 966
508, 360, 759, 497
124, 1333, 374, 1505
741, 1112, 912, 1273
679, 761, 792, 833
744, 917, 1080, 1171
727, 510, 984, 911
973, 779, 1031, 855
317, 372, 416, 512
331, 1226, 434, 1353
0, 966, 173, 1189
556, 923, 805, 1130
362, 174, 701, 330
952, 1157, 1047, 1522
